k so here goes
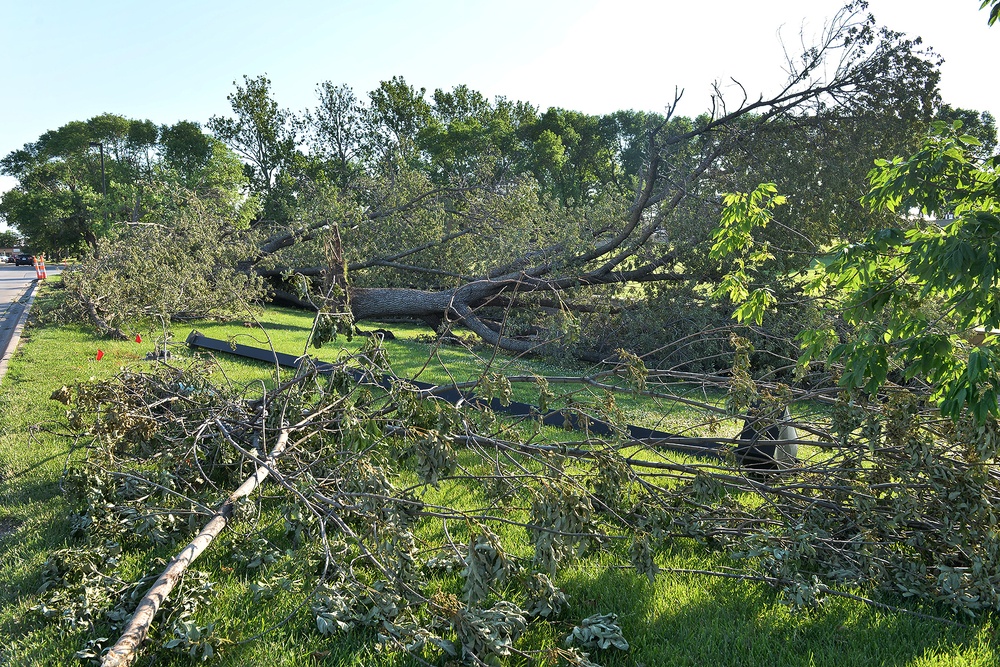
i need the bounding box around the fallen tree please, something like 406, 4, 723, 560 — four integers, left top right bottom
30, 320, 1000, 664
235, 3, 943, 354
58, 182, 265, 338
51, 4, 947, 369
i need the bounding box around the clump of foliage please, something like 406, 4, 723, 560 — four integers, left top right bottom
799, 122, 1000, 421
567, 282, 824, 378
59, 183, 264, 338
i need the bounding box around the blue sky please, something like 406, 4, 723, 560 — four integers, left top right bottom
1, 0, 995, 198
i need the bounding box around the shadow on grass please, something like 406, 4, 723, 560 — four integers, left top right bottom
190, 321, 313, 336
0, 476, 64, 510
0, 449, 73, 487
0, 511, 71, 595
560, 564, 994, 667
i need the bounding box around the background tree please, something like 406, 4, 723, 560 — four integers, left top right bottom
0, 116, 249, 257
207, 74, 298, 222
304, 82, 365, 186
0, 119, 108, 254
363, 76, 432, 172
159, 120, 214, 181
0, 230, 19, 248
418, 84, 538, 186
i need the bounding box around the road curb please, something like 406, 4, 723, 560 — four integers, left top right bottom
0, 280, 39, 384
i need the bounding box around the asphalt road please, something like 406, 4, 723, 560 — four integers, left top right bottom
0, 263, 61, 364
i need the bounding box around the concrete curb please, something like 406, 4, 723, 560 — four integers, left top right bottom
0, 280, 39, 384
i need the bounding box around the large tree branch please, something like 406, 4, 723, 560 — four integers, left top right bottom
592, 145, 726, 278
257, 227, 473, 279
451, 302, 542, 354
347, 264, 687, 344
78, 292, 128, 340
509, 61, 862, 284
102, 428, 292, 667
255, 186, 474, 260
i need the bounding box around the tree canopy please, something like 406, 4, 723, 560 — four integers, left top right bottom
0, 116, 248, 256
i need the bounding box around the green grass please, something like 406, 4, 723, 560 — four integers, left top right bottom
1, 285, 998, 666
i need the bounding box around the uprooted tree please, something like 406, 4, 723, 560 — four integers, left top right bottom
32, 2, 985, 372
246, 4, 945, 357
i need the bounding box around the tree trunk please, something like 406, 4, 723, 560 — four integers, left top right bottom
350, 286, 458, 321
349, 285, 550, 353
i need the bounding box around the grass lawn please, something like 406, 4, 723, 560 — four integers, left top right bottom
1, 284, 998, 666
